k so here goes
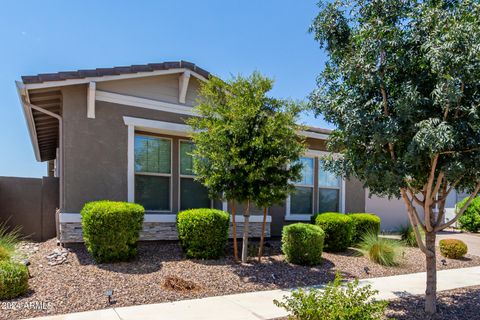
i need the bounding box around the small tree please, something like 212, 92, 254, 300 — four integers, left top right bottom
188, 72, 306, 263
310, 0, 480, 315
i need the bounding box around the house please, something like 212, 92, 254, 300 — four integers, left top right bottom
16, 61, 366, 243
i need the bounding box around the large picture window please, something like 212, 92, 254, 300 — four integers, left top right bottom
134, 135, 171, 211
179, 140, 211, 210
290, 157, 314, 215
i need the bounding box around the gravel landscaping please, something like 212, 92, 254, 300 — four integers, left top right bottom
2, 238, 480, 319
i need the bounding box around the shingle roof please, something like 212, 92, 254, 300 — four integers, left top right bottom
21, 60, 210, 84
305, 126, 332, 135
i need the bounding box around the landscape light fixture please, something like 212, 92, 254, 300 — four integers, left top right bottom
105, 290, 114, 304
441, 259, 447, 266
364, 266, 370, 275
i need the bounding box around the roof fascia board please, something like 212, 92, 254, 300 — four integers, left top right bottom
16, 81, 41, 161
300, 130, 329, 140
23, 68, 207, 90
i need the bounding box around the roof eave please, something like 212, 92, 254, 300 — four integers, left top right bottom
16, 81, 41, 162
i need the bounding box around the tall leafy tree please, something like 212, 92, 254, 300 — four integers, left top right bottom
310, 0, 480, 315
188, 72, 306, 263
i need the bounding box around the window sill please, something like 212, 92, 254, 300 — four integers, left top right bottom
285, 214, 313, 221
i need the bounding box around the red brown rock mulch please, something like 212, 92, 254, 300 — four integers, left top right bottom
2, 238, 479, 320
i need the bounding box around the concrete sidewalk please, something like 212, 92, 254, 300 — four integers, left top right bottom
27, 266, 480, 320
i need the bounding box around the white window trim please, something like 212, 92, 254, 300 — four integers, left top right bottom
177, 139, 213, 211
286, 156, 315, 221
285, 150, 346, 221
132, 133, 173, 213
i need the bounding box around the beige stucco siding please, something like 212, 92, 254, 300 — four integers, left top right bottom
61, 85, 192, 212
96, 75, 201, 107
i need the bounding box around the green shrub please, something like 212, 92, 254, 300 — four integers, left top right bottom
274, 273, 387, 320
0, 221, 22, 258
0, 261, 29, 300
282, 223, 325, 266
314, 212, 354, 252
439, 239, 468, 259
359, 232, 401, 266
458, 197, 480, 232
81, 200, 145, 263
0, 247, 10, 261
176, 209, 230, 259
399, 224, 424, 247
349, 213, 381, 243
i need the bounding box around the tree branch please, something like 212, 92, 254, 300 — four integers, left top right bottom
436, 182, 448, 225
401, 188, 432, 257
435, 181, 480, 231
424, 155, 439, 232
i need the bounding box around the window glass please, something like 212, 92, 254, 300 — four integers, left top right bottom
135, 136, 171, 174
180, 178, 210, 210
318, 189, 340, 213
318, 160, 341, 187
135, 175, 170, 211
290, 186, 313, 215
180, 141, 195, 175
296, 157, 314, 185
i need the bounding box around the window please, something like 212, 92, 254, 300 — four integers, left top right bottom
179, 140, 211, 210
289, 157, 314, 216
134, 135, 171, 211
318, 160, 342, 213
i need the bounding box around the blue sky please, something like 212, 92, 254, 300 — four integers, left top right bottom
0, 0, 330, 178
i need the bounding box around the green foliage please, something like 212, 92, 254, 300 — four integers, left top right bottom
439, 239, 468, 259
0, 247, 10, 262
360, 232, 401, 266
0, 221, 22, 259
458, 197, 480, 232
281, 223, 325, 266
399, 225, 424, 247
176, 209, 230, 259
274, 273, 388, 320
349, 213, 381, 243
309, 0, 480, 200
315, 213, 354, 252
0, 261, 29, 300
80, 201, 145, 263
187, 72, 307, 207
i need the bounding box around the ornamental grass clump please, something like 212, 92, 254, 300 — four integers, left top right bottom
81, 200, 145, 263
274, 273, 387, 320
349, 213, 381, 244
314, 212, 354, 252
439, 239, 468, 259
399, 225, 424, 247
176, 209, 230, 259
359, 232, 401, 266
281, 223, 325, 266
0, 261, 29, 300
0, 221, 22, 260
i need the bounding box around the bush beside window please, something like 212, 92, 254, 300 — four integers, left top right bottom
314, 212, 354, 252
439, 239, 468, 259
349, 213, 381, 244
458, 197, 480, 232
274, 273, 387, 320
281, 223, 325, 266
176, 209, 230, 259
81, 200, 145, 263
0, 261, 29, 300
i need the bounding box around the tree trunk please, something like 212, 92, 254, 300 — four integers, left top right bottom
258, 207, 268, 262
241, 201, 250, 263
425, 231, 437, 315
231, 201, 238, 261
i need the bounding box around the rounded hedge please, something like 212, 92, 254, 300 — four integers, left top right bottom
314, 212, 354, 252
81, 200, 145, 263
349, 213, 381, 243
439, 239, 468, 259
458, 197, 480, 232
0, 261, 29, 300
176, 209, 230, 259
282, 223, 325, 266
